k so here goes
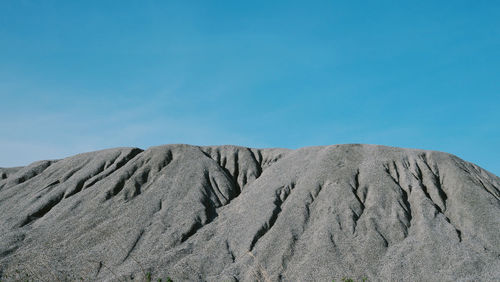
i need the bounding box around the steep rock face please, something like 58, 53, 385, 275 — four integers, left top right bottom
0, 144, 498, 281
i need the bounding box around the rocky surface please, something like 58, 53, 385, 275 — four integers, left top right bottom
0, 144, 498, 281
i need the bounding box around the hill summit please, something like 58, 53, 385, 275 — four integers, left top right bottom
0, 144, 499, 281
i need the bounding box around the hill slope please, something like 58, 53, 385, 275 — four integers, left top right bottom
0, 144, 499, 281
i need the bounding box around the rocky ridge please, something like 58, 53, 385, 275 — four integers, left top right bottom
0, 144, 498, 281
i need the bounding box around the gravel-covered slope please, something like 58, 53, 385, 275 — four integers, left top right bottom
0, 144, 498, 281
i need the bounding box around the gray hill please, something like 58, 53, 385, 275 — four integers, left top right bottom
0, 144, 498, 281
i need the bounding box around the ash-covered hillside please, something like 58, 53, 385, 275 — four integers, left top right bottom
0, 144, 499, 281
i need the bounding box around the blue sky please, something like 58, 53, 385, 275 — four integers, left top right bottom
1, 1, 499, 175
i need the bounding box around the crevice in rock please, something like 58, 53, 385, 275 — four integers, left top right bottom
249, 182, 296, 251
451, 157, 471, 175
37, 180, 60, 193
206, 173, 228, 205
419, 182, 438, 211
456, 228, 462, 242
475, 176, 500, 201
122, 229, 145, 262
130, 152, 175, 199
131, 168, 152, 197
399, 187, 412, 228
418, 153, 439, 177
375, 228, 389, 247
250, 149, 263, 168
383, 161, 401, 186
62, 166, 85, 182
261, 154, 286, 169
110, 178, 127, 200
329, 232, 337, 247
225, 240, 235, 263
443, 216, 462, 242
64, 178, 87, 199
180, 184, 220, 243
280, 233, 299, 276
200, 150, 242, 196
180, 220, 203, 243
336, 214, 343, 231
105, 177, 128, 201
220, 165, 242, 197
279, 182, 322, 274
411, 159, 463, 243
304, 183, 323, 225
249, 209, 280, 251
103, 151, 154, 201
384, 161, 412, 235
427, 166, 448, 211
0, 246, 19, 258
412, 161, 423, 180
96, 261, 103, 276
199, 147, 288, 196
8, 160, 56, 187
233, 152, 241, 190
84, 148, 143, 189
248, 148, 263, 177
277, 182, 295, 203
54, 150, 143, 200
350, 169, 368, 234
20, 192, 65, 227
350, 170, 367, 234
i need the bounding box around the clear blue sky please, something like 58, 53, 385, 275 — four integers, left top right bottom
1, 1, 499, 175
